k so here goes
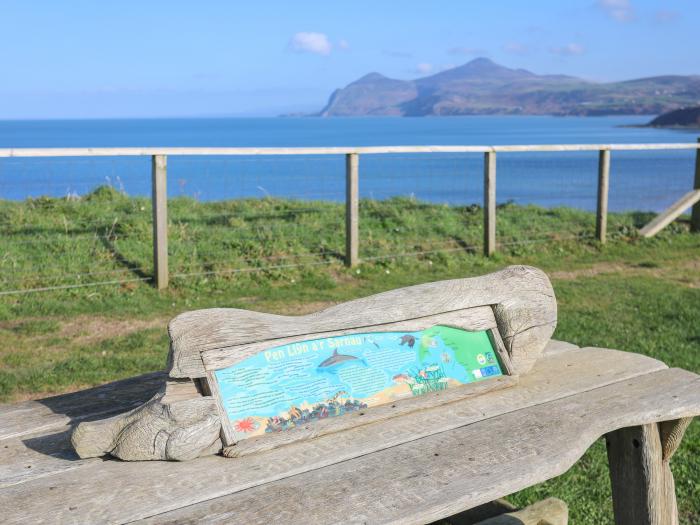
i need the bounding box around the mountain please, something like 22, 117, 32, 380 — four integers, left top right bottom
317, 58, 700, 117
647, 106, 700, 128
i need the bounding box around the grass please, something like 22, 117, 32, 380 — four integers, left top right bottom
0, 188, 698, 523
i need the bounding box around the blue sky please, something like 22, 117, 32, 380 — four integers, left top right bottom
1, 0, 698, 119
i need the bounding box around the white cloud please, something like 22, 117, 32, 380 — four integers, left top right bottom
338, 39, 350, 50
550, 43, 586, 56
289, 32, 332, 56
415, 63, 434, 75
596, 0, 635, 22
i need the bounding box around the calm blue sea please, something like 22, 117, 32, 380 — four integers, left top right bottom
0, 116, 697, 211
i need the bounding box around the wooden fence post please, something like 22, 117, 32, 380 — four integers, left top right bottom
484, 150, 496, 256
151, 154, 168, 289
345, 153, 359, 267
692, 138, 700, 233
596, 149, 611, 243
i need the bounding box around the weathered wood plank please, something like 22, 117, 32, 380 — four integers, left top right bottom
0, 430, 91, 489
200, 306, 497, 370
151, 154, 168, 289
659, 417, 693, 461
1, 143, 699, 158
0, 372, 165, 441
222, 375, 518, 459
139, 368, 699, 525
606, 424, 675, 525
168, 265, 557, 378
345, 152, 359, 267
639, 189, 700, 237
484, 151, 496, 256
0, 341, 572, 488
473, 497, 568, 525
596, 149, 610, 243
692, 137, 700, 232
606, 417, 693, 525
207, 309, 512, 447
540, 339, 579, 355
0, 347, 675, 524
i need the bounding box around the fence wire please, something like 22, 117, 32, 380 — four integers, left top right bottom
0, 148, 696, 294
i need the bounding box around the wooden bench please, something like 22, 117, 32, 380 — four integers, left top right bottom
0, 266, 698, 524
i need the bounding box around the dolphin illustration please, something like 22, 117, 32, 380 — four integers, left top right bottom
317, 349, 364, 370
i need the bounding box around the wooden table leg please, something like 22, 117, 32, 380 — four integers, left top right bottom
606, 418, 693, 525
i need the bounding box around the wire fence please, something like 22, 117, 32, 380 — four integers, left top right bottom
0, 144, 698, 295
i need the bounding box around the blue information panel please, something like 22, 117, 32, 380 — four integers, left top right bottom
213, 325, 502, 442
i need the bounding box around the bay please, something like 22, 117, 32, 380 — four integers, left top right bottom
0, 116, 697, 211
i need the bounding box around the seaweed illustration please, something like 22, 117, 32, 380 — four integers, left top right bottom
264, 390, 367, 433
405, 363, 448, 395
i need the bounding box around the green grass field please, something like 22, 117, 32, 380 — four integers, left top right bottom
0, 190, 698, 523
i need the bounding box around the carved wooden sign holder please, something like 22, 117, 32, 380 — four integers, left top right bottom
71, 265, 557, 461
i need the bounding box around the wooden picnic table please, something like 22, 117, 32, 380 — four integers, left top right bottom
1, 339, 698, 524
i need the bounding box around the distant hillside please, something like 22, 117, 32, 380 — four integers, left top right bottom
317, 58, 700, 117
647, 106, 700, 128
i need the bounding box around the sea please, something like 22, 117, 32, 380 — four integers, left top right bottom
0, 116, 697, 212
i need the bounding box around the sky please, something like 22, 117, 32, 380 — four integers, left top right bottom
1, 0, 698, 119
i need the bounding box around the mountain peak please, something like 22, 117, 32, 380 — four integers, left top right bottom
418, 57, 534, 85
463, 57, 499, 68
355, 72, 390, 83
317, 62, 700, 117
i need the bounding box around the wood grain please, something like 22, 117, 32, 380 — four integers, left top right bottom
473, 497, 568, 525
690, 137, 700, 232
168, 265, 557, 379
483, 151, 496, 256
1, 143, 699, 158
208, 309, 511, 445
659, 417, 693, 461
606, 423, 677, 525
0, 340, 565, 490
345, 152, 359, 267
140, 368, 699, 525
151, 154, 168, 289
200, 306, 497, 371
0, 346, 682, 524
596, 149, 610, 243
0, 371, 165, 442
222, 375, 519, 457
639, 189, 700, 237
70, 380, 221, 461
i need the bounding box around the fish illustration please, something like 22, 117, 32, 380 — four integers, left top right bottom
399, 335, 416, 348
441, 352, 451, 363
392, 373, 412, 383
328, 390, 348, 403
317, 349, 364, 370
